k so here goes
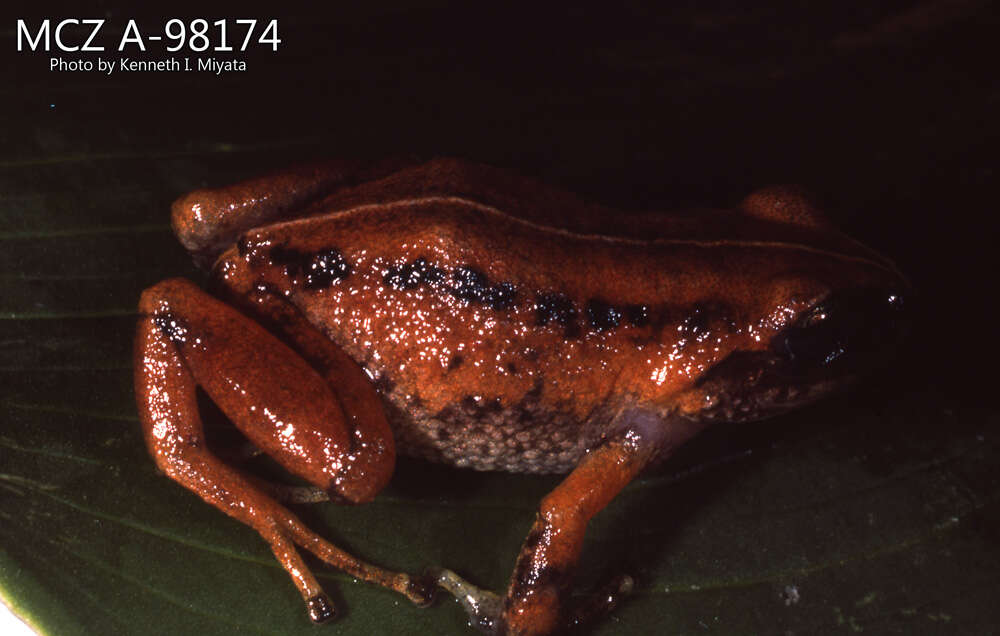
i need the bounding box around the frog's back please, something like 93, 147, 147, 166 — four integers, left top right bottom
216, 161, 896, 473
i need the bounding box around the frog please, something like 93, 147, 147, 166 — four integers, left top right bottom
134, 157, 909, 635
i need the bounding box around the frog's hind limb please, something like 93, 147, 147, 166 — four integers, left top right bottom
134, 278, 434, 622
439, 408, 705, 635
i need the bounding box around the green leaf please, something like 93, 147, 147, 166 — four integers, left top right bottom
3, 148, 997, 635
3, 6, 998, 633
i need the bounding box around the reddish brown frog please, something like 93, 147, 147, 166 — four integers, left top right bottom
134, 158, 908, 634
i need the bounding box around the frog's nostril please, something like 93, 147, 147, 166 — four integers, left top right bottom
882, 288, 912, 339
885, 288, 908, 316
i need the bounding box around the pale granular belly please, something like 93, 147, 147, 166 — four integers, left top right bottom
380, 384, 601, 474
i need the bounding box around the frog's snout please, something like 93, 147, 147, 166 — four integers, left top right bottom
771, 286, 910, 376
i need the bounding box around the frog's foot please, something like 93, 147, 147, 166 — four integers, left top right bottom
239, 473, 333, 504
269, 483, 331, 504
135, 278, 435, 621
435, 568, 634, 634
434, 568, 504, 634
565, 574, 634, 632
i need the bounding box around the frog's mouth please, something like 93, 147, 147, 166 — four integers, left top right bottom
693, 286, 910, 423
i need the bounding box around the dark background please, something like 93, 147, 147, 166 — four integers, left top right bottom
2, 2, 998, 635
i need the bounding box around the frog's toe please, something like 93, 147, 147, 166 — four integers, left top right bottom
404, 569, 440, 607
433, 568, 503, 633
306, 593, 336, 623
567, 574, 634, 632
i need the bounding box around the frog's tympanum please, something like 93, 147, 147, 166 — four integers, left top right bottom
135, 158, 908, 634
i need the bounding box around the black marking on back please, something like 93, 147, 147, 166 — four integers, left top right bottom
452, 265, 519, 310
681, 305, 709, 334
384, 256, 446, 290
268, 245, 302, 272
383, 258, 519, 312
626, 304, 651, 327
304, 249, 351, 289
535, 293, 577, 328
487, 282, 518, 310
536, 295, 653, 336
451, 266, 490, 301
266, 245, 351, 290
680, 302, 735, 336
586, 298, 622, 331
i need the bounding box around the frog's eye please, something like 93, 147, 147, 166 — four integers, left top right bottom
772, 288, 908, 372
800, 305, 829, 329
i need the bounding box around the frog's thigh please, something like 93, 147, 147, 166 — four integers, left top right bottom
135, 278, 431, 620
138, 278, 375, 494
501, 410, 705, 636
171, 157, 414, 262
214, 273, 395, 502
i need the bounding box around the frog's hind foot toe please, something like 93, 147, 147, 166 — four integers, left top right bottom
432, 568, 503, 634
273, 483, 331, 504
567, 574, 635, 632
403, 568, 440, 607
306, 593, 337, 623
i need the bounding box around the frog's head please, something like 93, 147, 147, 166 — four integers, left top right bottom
681, 187, 911, 423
